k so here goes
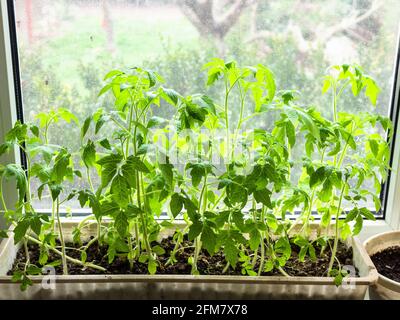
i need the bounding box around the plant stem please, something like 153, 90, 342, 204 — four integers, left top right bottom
327, 183, 346, 275
258, 232, 265, 276
25, 233, 106, 272
55, 199, 68, 275
77, 214, 96, 230
192, 175, 208, 275
278, 266, 290, 277
251, 199, 258, 267
192, 237, 201, 274
258, 206, 266, 276
134, 222, 140, 258
222, 262, 230, 274
137, 175, 152, 257
24, 239, 30, 264
51, 200, 56, 234
127, 236, 134, 270
224, 79, 230, 167
0, 176, 8, 212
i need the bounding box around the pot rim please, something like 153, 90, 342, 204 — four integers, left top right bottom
363, 230, 400, 288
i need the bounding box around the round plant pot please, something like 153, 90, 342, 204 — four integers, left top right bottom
364, 231, 400, 300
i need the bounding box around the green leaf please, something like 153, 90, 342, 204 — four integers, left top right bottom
353, 214, 363, 235
159, 163, 173, 186
365, 77, 380, 106
52, 149, 72, 184
368, 139, 379, 157
82, 140, 96, 168
30, 216, 42, 236
322, 78, 331, 94
125, 204, 142, 220
2, 164, 27, 204
170, 193, 183, 218
49, 183, 62, 201
81, 116, 92, 139
224, 239, 239, 266
0, 230, 8, 238
14, 219, 30, 244
310, 167, 326, 188
97, 153, 123, 188
187, 164, 207, 188
359, 207, 376, 221
345, 208, 359, 223
30, 125, 39, 137
296, 109, 320, 141
321, 210, 331, 228
99, 138, 112, 150
126, 156, 149, 173
186, 101, 206, 123
372, 195, 381, 212
298, 246, 308, 262
152, 245, 165, 255
81, 251, 87, 263
104, 70, 123, 80
6, 121, 27, 143
95, 115, 107, 134
58, 108, 79, 124
201, 224, 217, 255
111, 174, 130, 207
161, 87, 180, 106
285, 120, 296, 147
148, 258, 157, 275
188, 219, 203, 241
249, 228, 260, 251
253, 189, 272, 208
114, 211, 128, 237
147, 116, 167, 129
98, 83, 112, 97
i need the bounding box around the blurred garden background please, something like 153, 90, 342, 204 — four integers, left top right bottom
13, 0, 400, 210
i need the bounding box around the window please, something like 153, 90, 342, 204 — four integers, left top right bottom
7, 0, 400, 215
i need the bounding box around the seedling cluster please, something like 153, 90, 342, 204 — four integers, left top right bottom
0, 59, 391, 290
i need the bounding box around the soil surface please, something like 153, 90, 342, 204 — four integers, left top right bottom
9, 236, 355, 277
371, 246, 400, 283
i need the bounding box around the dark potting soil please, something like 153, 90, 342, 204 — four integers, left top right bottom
371, 246, 400, 283
8, 237, 355, 277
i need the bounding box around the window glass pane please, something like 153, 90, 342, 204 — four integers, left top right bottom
14, 0, 400, 211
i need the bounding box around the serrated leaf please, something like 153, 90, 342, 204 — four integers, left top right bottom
99, 138, 112, 150
114, 211, 128, 237
82, 140, 96, 168
152, 245, 165, 255
159, 163, 173, 186
111, 174, 130, 207
188, 219, 203, 241
224, 239, 239, 266
359, 207, 376, 221
170, 193, 183, 218
201, 224, 217, 255
148, 258, 157, 275
13, 219, 30, 244
81, 116, 92, 139
253, 189, 272, 208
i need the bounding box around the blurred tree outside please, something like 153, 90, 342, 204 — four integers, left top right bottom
12, 0, 400, 209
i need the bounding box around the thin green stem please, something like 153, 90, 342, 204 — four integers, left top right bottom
55, 199, 68, 275
0, 176, 8, 212
24, 233, 106, 272
327, 182, 346, 275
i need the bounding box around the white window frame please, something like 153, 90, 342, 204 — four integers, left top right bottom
0, 0, 399, 240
